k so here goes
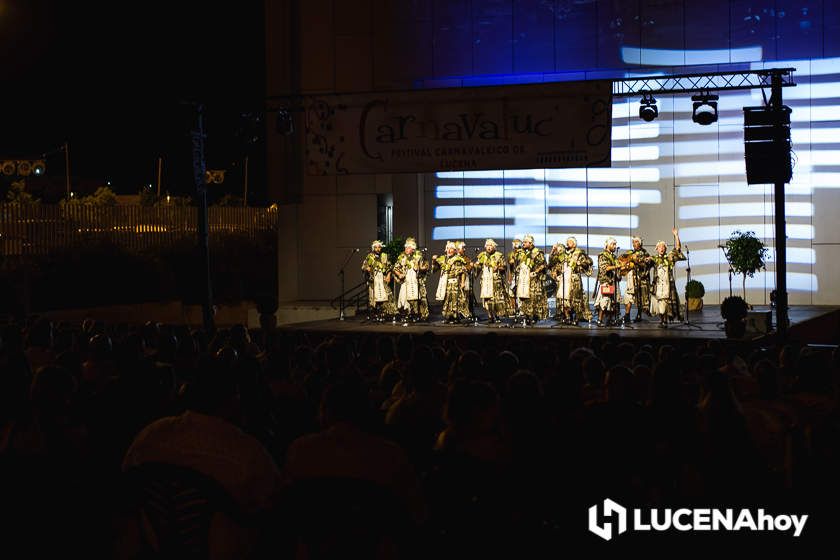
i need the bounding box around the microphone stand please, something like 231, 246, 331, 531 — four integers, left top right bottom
612, 268, 621, 327
509, 258, 523, 328
719, 245, 733, 298
559, 261, 567, 327
608, 249, 622, 328
513, 266, 520, 326
391, 262, 398, 325
469, 249, 479, 326
712, 245, 733, 331
338, 248, 358, 321
728, 267, 734, 299
513, 267, 528, 329
674, 244, 702, 330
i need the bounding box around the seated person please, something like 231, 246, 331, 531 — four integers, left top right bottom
123, 360, 282, 515
283, 380, 426, 525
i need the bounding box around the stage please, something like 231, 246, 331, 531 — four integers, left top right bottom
280, 305, 840, 344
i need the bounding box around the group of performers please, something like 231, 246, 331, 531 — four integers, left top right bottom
361, 228, 686, 328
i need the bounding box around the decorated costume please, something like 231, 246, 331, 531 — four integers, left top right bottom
362, 240, 396, 320
394, 237, 429, 321
475, 239, 510, 321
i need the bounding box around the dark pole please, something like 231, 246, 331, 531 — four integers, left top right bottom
770, 73, 789, 339
191, 103, 215, 334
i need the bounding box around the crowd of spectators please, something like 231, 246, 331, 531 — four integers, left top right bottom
0, 316, 838, 555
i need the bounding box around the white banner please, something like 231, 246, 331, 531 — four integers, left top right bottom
304, 80, 612, 175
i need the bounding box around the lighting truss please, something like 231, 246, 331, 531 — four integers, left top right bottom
612, 68, 796, 97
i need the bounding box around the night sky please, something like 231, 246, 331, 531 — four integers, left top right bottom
0, 0, 267, 201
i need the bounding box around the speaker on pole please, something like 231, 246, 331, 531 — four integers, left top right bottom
743, 105, 792, 185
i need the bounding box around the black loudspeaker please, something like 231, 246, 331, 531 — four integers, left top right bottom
743, 106, 792, 184
745, 310, 772, 334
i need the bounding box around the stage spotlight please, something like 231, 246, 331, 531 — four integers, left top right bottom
1, 161, 16, 176
639, 95, 658, 122
692, 92, 719, 125
204, 169, 226, 184
32, 160, 46, 175
275, 109, 294, 135
16, 161, 32, 176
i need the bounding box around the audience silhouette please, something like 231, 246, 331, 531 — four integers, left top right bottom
0, 317, 837, 554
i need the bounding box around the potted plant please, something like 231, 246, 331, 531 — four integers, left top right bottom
721, 295, 749, 338
383, 235, 407, 266
724, 230, 768, 300
685, 279, 705, 311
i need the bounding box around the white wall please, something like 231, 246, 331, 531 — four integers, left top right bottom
266, 0, 840, 305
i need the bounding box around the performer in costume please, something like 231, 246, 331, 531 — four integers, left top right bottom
475, 238, 510, 323
393, 237, 429, 322
507, 238, 524, 317
435, 242, 470, 323
507, 238, 523, 275
595, 237, 621, 327
650, 228, 686, 328
456, 241, 477, 321
517, 234, 548, 324
620, 236, 653, 325
361, 240, 396, 321
548, 242, 567, 321
554, 236, 593, 324
431, 242, 453, 304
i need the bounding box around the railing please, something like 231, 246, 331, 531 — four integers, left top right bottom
331, 280, 369, 315
0, 204, 279, 256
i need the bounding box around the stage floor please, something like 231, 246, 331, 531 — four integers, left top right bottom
280, 305, 839, 342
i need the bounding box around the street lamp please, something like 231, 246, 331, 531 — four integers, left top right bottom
64, 141, 72, 200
